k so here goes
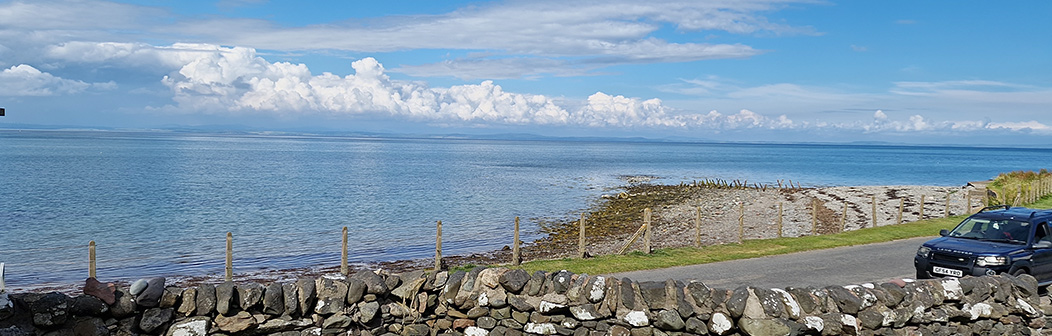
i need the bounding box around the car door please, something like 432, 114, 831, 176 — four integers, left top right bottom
1029, 222, 1052, 281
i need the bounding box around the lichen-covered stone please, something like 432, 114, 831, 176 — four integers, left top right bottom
314, 277, 348, 315
651, 310, 684, 331
195, 284, 216, 316
500, 269, 530, 294
708, 312, 733, 335
726, 286, 750, 318
236, 282, 263, 311
165, 316, 210, 336
140, 307, 173, 333
354, 271, 390, 295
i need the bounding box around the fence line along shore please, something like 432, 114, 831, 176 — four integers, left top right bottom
6, 175, 1052, 292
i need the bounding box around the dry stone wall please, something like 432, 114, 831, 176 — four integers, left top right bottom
1, 268, 1051, 336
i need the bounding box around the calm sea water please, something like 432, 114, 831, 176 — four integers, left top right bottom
3, 130, 1052, 288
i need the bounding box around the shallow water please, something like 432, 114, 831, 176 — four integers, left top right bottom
2, 130, 1051, 288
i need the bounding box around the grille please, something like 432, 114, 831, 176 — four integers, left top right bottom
931, 252, 973, 266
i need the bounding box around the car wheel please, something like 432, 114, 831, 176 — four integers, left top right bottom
1013, 268, 1029, 277
916, 270, 930, 279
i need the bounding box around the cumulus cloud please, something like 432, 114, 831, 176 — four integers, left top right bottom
0, 64, 114, 96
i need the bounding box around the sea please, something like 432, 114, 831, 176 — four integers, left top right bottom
3, 129, 1052, 289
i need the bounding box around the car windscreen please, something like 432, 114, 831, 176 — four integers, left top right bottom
948, 217, 1029, 243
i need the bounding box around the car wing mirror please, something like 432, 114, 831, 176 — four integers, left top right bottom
939, 229, 949, 237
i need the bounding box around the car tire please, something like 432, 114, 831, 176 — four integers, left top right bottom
916, 270, 929, 279
1013, 268, 1028, 277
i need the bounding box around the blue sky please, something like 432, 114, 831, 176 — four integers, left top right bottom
0, 0, 1049, 144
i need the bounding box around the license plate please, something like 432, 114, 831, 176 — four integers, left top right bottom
933, 266, 964, 277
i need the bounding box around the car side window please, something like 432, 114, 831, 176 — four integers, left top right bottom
1039, 223, 1052, 243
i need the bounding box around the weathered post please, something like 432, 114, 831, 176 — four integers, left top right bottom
738, 202, 745, 242
694, 206, 702, 248
578, 213, 586, 259
435, 221, 443, 271
0, 263, 5, 293
840, 201, 848, 232
341, 226, 349, 276
920, 195, 926, 220
944, 193, 951, 218
777, 202, 784, 238
871, 196, 877, 228
89, 241, 96, 279
967, 193, 973, 213
225, 232, 233, 282
811, 199, 818, 236
512, 217, 521, 266
644, 208, 653, 253
897, 199, 904, 225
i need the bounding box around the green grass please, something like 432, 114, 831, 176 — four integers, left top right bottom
507, 194, 1052, 275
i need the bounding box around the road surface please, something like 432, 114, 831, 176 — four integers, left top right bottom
605, 236, 932, 289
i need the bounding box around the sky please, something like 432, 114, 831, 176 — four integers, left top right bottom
0, 0, 1049, 144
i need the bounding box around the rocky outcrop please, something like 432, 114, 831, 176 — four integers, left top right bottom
1, 271, 1050, 335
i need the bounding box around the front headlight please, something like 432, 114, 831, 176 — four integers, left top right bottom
976, 256, 1008, 266
917, 246, 931, 258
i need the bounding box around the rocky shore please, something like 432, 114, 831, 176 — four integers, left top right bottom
20, 181, 985, 294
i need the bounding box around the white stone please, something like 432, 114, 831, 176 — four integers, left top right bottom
966, 303, 992, 320
1016, 298, 1038, 316
301, 327, 322, 336
321, 273, 346, 280
709, 312, 733, 335
624, 310, 649, 327
166, 318, 209, 336
465, 326, 489, 336
940, 278, 963, 300
771, 288, 801, 319
569, 306, 596, 321
478, 292, 489, 307
0, 294, 10, 310
524, 323, 557, 335
803, 316, 824, 332
861, 283, 875, 289
589, 276, 605, 302
539, 301, 566, 313
840, 314, 859, 334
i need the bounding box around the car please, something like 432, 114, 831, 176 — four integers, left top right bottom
914, 205, 1052, 285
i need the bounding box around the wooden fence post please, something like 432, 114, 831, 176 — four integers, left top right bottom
341, 227, 349, 276
513, 217, 521, 266
944, 193, 950, 218
225, 232, 233, 282
694, 206, 702, 248
738, 202, 745, 242
840, 201, 848, 232
435, 221, 443, 271
578, 213, 586, 259
644, 208, 652, 254
0, 263, 5, 293
89, 241, 96, 279
919, 195, 926, 220
811, 199, 818, 236
777, 202, 784, 238
871, 196, 877, 228
897, 199, 904, 225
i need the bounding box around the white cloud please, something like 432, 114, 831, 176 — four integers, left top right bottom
0, 64, 114, 96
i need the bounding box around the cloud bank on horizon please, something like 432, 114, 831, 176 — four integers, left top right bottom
0, 0, 1049, 143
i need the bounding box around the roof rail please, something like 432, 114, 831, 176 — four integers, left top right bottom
978, 205, 1010, 213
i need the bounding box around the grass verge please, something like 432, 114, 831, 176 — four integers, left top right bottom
511, 194, 1052, 275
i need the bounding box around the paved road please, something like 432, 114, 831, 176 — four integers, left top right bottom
605, 236, 933, 289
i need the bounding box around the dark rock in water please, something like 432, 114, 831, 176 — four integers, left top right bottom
195, 284, 216, 316
129, 279, 148, 296
296, 277, 316, 316
83, 278, 116, 305
110, 288, 136, 318
139, 307, 173, 333
70, 295, 108, 316
72, 317, 109, 336
353, 271, 388, 295
23, 292, 71, 327
263, 282, 284, 315
215, 281, 236, 315
137, 277, 166, 308
500, 269, 530, 294
238, 282, 264, 310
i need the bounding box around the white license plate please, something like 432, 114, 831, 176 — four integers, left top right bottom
933, 266, 964, 277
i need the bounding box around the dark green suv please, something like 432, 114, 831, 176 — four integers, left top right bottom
914, 206, 1052, 285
